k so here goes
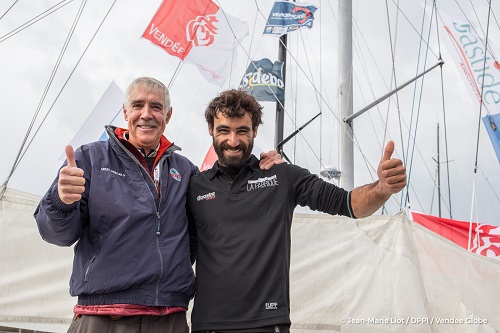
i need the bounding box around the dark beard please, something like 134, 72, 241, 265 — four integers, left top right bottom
213, 138, 254, 169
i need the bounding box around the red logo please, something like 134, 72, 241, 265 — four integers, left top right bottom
186, 15, 219, 46
293, 6, 311, 24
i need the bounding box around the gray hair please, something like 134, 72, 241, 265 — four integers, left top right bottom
125, 77, 171, 110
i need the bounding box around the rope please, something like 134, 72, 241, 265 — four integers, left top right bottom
470, 0, 493, 227
403, 0, 434, 209
0, 0, 19, 21
432, 1, 453, 218
2, 0, 88, 190
0, 0, 76, 44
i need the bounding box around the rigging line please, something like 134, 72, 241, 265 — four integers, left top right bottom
480, 168, 500, 204
244, 7, 259, 69
166, 61, 184, 90
433, 0, 453, 218
452, 0, 496, 60
228, 38, 236, 87
384, 0, 407, 210
298, 30, 322, 119
471, 0, 493, 222
0, 0, 19, 21
2, 0, 87, 189
491, 6, 500, 40
404, 0, 435, 209
0, 0, 75, 44
467, 0, 488, 41
389, 0, 439, 60
11, 0, 118, 174
384, 0, 406, 165
351, 23, 393, 151
403, 0, 431, 180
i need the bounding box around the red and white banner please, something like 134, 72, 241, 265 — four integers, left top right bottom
411, 211, 500, 260
200, 144, 217, 171
142, 0, 248, 87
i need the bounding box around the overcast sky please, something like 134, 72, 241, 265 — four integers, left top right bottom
1, 0, 499, 225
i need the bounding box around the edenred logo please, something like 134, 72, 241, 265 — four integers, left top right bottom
293, 6, 311, 24
187, 15, 219, 46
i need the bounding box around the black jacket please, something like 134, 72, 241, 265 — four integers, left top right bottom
187, 155, 351, 331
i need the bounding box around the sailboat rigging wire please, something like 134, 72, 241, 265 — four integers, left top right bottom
0, 0, 75, 44
433, 0, 453, 218
9, 0, 118, 177
384, 0, 406, 165
228, 38, 236, 87
243, 7, 259, 70
166, 61, 184, 90
481, 168, 500, 204
2, 0, 88, 190
390, 0, 439, 60
0, 0, 19, 21
403, 0, 435, 209
470, 0, 493, 234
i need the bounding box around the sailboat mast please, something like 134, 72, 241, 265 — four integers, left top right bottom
339, 0, 353, 190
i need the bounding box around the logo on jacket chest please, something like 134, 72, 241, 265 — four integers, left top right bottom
169, 168, 181, 181
197, 191, 216, 201
247, 175, 278, 191
100, 167, 125, 177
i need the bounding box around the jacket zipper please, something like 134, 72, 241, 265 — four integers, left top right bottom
84, 236, 101, 282
153, 157, 167, 305
109, 131, 170, 305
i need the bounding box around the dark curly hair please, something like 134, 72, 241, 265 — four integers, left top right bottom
205, 89, 263, 130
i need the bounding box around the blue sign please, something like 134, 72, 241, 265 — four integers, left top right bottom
264, 1, 318, 36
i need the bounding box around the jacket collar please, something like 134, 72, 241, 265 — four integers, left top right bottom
107, 125, 174, 166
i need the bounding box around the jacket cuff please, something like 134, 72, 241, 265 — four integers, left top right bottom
49, 185, 78, 213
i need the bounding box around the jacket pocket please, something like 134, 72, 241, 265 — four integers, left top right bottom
84, 235, 102, 282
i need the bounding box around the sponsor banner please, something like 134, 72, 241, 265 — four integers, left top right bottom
263, 0, 318, 36
482, 114, 500, 163
142, 0, 248, 87
239, 58, 285, 102
438, 9, 500, 114
411, 211, 500, 260
142, 0, 218, 60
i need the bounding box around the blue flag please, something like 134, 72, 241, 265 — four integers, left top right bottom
263, 1, 318, 36
239, 59, 285, 103
482, 114, 500, 164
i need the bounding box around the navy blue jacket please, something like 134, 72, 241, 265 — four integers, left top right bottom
34, 126, 197, 308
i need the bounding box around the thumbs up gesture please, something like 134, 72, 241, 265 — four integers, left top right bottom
377, 141, 407, 196
58, 145, 85, 205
